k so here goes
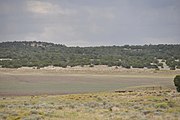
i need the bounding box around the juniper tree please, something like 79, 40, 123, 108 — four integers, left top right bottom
174, 75, 180, 92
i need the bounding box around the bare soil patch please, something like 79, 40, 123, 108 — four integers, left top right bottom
0, 67, 178, 96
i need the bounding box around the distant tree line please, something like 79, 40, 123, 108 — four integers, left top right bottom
0, 41, 180, 69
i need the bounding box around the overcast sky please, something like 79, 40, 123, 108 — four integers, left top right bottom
0, 0, 180, 46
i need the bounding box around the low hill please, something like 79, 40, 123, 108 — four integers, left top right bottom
0, 41, 180, 69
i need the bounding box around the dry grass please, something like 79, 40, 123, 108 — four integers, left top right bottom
0, 68, 180, 119
0, 90, 180, 120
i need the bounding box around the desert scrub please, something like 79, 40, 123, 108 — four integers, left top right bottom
147, 96, 163, 102
22, 114, 43, 120
155, 102, 169, 109
167, 100, 176, 108
0, 104, 6, 108
0, 90, 180, 120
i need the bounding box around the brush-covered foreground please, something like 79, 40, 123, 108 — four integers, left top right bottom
0, 90, 180, 120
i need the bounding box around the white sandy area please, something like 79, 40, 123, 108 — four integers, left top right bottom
0, 65, 179, 78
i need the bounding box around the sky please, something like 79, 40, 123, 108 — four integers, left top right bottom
0, 0, 180, 46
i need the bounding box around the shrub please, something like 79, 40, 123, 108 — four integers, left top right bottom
155, 102, 168, 109
89, 64, 94, 67
155, 68, 160, 71
170, 66, 176, 70
176, 66, 180, 69
174, 75, 180, 92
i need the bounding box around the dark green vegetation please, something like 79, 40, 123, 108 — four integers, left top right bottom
0, 41, 180, 69
174, 75, 180, 92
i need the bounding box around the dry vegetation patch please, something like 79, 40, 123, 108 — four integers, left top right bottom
0, 90, 180, 120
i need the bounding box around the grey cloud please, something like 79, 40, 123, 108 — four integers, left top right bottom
0, 0, 179, 46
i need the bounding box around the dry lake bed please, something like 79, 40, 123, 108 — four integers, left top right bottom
0, 68, 178, 96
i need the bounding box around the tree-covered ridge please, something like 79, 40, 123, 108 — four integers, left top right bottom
0, 41, 180, 69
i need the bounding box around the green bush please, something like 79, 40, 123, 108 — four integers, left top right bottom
170, 66, 176, 70
155, 102, 168, 109
89, 64, 94, 67
174, 75, 180, 92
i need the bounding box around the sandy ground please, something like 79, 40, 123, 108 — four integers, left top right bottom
0, 65, 180, 78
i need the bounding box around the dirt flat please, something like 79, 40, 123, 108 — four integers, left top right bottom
0, 67, 179, 96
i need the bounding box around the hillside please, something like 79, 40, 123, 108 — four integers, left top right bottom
0, 41, 180, 69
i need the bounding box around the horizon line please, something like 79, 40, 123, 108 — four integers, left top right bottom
0, 40, 180, 47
